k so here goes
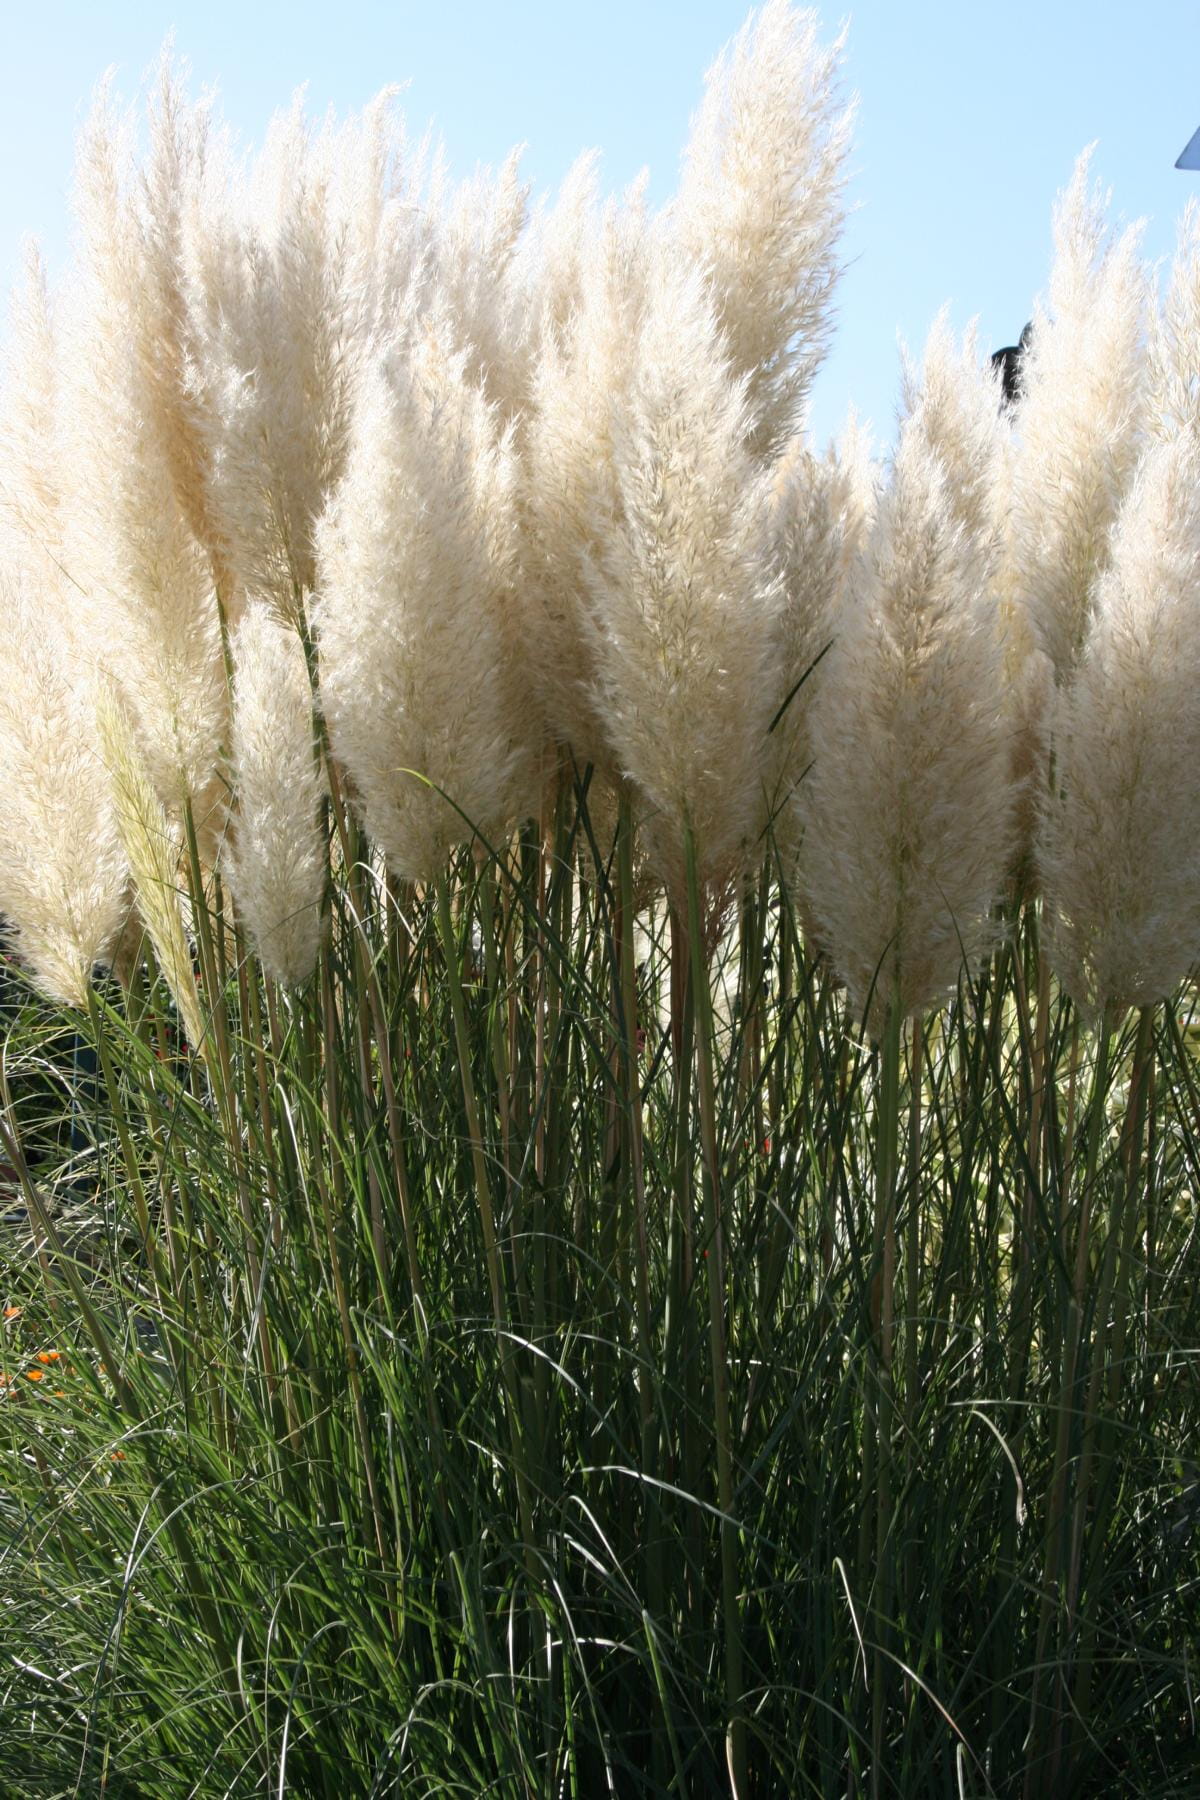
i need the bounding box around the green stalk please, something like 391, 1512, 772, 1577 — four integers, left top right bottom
1069, 1002, 1155, 1748
435, 872, 536, 1559
683, 826, 746, 1799
869, 999, 903, 1800
318, 951, 391, 1574
1026, 1006, 1114, 1794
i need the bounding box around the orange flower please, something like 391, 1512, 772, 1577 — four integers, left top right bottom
37, 1350, 60, 1364
53, 1389, 66, 1398
110, 1450, 126, 1462
3, 1306, 20, 1320
25, 1368, 43, 1382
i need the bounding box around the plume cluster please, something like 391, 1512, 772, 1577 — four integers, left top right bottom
0, 5, 1198, 1024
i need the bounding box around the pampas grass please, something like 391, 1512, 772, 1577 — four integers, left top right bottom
2, 12, 1200, 1799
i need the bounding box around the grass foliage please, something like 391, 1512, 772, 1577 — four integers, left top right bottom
0, 787, 1196, 1797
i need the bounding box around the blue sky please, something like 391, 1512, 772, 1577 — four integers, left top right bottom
2, 1, 1199, 444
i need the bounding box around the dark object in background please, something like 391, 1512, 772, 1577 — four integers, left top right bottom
1176, 125, 1200, 170
991, 320, 1034, 407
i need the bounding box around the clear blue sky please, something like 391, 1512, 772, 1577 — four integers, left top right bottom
3, 1, 1199, 444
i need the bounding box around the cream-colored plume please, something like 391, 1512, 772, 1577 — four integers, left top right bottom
1003, 152, 1149, 686
797, 331, 1016, 1028
669, 0, 851, 455
523, 187, 655, 772
579, 262, 783, 898
57, 81, 227, 811
763, 416, 875, 864
183, 93, 369, 623
1040, 432, 1200, 1014
0, 243, 62, 566
225, 605, 325, 988
96, 685, 207, 1053
314, 322, 529, 880
1150, 200, 1200, 444
426, 147, 533, 424
0, 571, 129, 1007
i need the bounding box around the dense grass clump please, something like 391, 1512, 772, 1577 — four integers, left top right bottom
0, 810, 1197, 1797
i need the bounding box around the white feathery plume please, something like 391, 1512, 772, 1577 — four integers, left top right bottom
511, 151, 604, 367
900, 313, 1007, 552
0, 243, 63, 568
226, 605, 325, 987
762, 418, 874, 859
137, 63, 234, 597
0, 570, 129, 1007
1040, 432, 1200, 1015
1003, 151, 1149, 686
523, 187, 656, 772
579, 261, 783, 898
96, 685, 206, 1055
669, 0, 851, 455
314, 321, 529, 880
58, 80, 227, 811
426, 147, 533, 423
1149, 199, 1200, 444
797, 335, 1016, 1028
184, 91, 362, 621
324, 87, 425, 351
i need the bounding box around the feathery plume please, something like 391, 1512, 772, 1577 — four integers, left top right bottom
763, 416, 875, 858
579, 262, 782, 898
314, 322, 529, 880
427, 147, 533, 422
1149, 199, 1200, 444
0, 243, 62, 567
96, 686, 206, 1053
0, 572, 129, 1007
185, 91, 362, 622
1040, 433, 1200, 1014
523, 187, 655, 772
669, 0, 851, 455
1002, 151, 1149, 686
512, 151, 604, 366
57, 78, 227, 810
797, 331, 1016, 1028
225, 606, 325, 988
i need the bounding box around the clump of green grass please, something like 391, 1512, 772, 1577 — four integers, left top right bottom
0, 800, 1195, 1797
